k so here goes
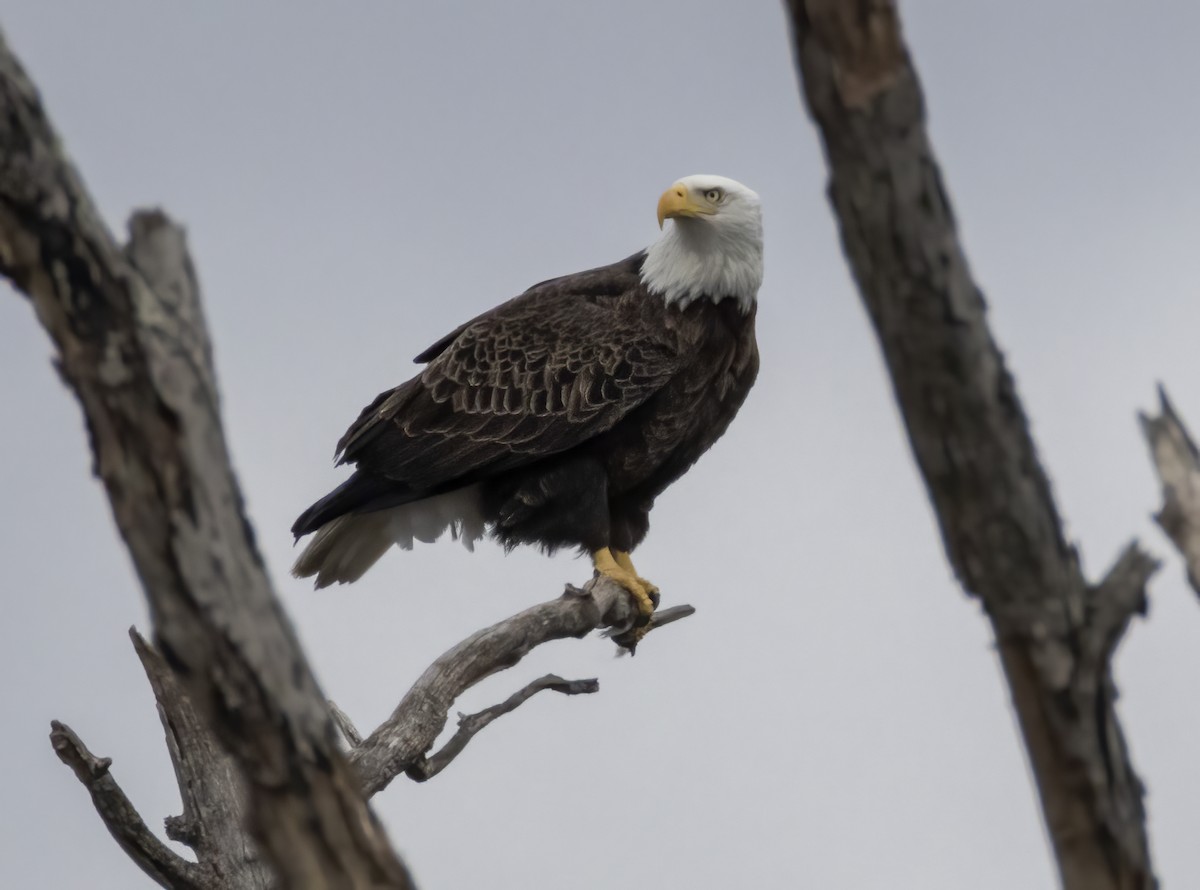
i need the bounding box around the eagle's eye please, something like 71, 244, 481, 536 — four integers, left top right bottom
704, 188, 723, 203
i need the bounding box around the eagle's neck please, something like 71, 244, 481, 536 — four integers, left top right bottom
639, 216, 763, 312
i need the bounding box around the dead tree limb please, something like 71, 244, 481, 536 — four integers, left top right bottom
331, 701, 366, 749
349, 580, 694, 796
1141, 387, 1200, 599
784, 3, 1157, 888
49, 721, 209, 890
71, 583, 690, 888
407, 674, 599, 783
130, 630, 270, 889
0, 27, 412, 888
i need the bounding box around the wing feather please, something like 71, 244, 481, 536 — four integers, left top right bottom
337, 253, 680, 490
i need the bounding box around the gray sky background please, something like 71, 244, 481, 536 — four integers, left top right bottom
2, 3, 1198, 888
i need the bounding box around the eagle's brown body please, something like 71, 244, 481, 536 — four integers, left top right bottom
291, 251, 759, 581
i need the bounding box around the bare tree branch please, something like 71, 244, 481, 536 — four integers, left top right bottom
330, 700, 365, 749
407, 674, 599, 783
784, 3, 1156, 888
1141, 386, 1200, 599
129, 630, 270, 889
350, 577, 694, 796
72, 583, 678, 890
0, 27, 411, 887
49, 721, 209, 890
1084, 545, 1157, 674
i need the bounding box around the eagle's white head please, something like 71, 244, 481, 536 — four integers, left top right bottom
640, 174, 763, 312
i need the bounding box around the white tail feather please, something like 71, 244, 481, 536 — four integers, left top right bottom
292, 486, 485, 588
292, 513, 393, 588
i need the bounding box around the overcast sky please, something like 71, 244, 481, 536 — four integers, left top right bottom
3, 2, 1199, 888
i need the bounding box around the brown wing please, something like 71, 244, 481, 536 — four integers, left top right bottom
335, 254, 683, 490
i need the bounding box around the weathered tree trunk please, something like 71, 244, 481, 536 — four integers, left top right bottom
0, 27, 413, 889
783, 3, 1157, 889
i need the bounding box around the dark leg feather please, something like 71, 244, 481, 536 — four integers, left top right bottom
609, 498, 653, 553
484, 457, 610, 553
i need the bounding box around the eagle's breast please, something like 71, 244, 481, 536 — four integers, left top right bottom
600, 293, 759, 496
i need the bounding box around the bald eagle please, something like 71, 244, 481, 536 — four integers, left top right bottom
292, 175, 761, 644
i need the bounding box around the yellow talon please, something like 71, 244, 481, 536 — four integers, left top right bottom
612, 550, 661, 608
594, 548, 662, 653
592, 548, 656, 618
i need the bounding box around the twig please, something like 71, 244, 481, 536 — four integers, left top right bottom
49, 721, 209, 890
1141, 385, 1200, 599
1083, 544, 1158, 673
407, 674, 599, 782
606, 602, 696, 640
350, 576, 695, 797
329, 700, 363, 748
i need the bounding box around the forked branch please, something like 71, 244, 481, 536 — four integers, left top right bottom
50, 582, 691, 888
407, 674, 599, 782
348, 578, 694, 796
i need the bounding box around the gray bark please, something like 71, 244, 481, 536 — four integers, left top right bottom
131, 630, 271, 889
0, 27, 412, 889
784, 3, 1157, 888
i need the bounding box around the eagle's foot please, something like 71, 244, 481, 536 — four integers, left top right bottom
595, 548, 659, 652
613, 550, 661, 610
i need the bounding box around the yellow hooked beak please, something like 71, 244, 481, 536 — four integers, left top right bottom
657, 183, 712, 229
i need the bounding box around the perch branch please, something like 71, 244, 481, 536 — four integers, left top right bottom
350, 577, 694, 797
407, 674, 600, 782
784, 3, 1156, 888
49, 721, 208, 890
1141, 386, 1200, 599
0, 28, 410, 888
